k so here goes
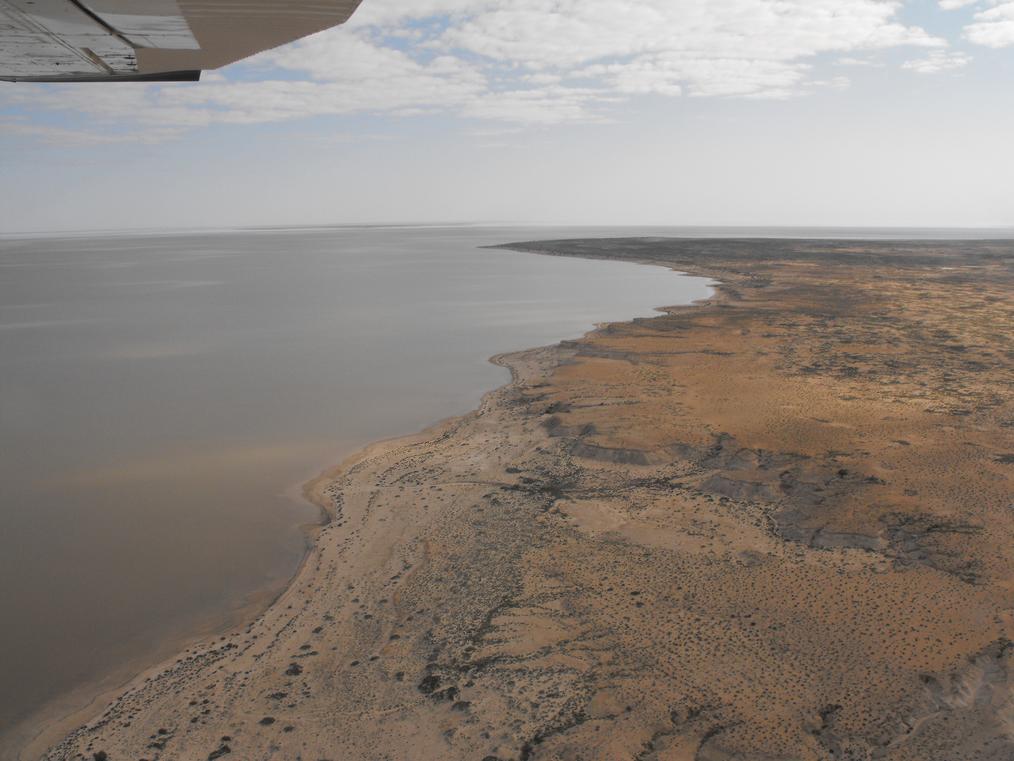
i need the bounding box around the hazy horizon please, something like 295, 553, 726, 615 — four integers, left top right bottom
4, 222, 1014, 238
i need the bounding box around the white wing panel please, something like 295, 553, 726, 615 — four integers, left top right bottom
0, 0, 136, 77
1, 0, 364, 81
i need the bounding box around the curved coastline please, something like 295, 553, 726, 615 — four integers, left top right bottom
21, 254, 714, 761
31, 237, 1014, 760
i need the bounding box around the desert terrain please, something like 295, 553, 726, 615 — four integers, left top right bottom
41, 238, 1013, 761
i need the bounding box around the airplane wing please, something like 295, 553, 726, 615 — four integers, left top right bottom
0, 0, 363, 82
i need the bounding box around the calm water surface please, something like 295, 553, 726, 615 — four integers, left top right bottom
0, 226, 715, 749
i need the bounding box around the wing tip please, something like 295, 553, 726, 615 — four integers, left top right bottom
0, 69, 202, 83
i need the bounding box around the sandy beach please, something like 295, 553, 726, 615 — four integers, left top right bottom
36, 238, 1014, 761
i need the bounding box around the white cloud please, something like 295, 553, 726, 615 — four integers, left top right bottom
0, 0, 954, 136
0, 115, 182, 146
431, 0, 941, 99
440, 1, 940, 68
965, 2, 1014, 47
902, 50, 972, 72
835, 56, 885, 66
462, 86, 606, 123
582, 56, 808, 99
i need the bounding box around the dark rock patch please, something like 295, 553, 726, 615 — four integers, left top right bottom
571, 442, 650, 465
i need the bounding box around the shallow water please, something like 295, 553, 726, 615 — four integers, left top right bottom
0, 225, 715, 747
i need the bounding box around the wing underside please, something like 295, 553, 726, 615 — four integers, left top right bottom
1, 0, 362, 82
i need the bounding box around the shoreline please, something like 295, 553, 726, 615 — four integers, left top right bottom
10, 388, 483, 761
31, 238, 1014, 760
17, 253, 708, 761
9, 563, 294, 761
16, 410, 492, 761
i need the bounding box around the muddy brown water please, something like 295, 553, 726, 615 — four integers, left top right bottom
0, 225, 718, 754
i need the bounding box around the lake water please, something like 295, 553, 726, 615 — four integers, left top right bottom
0, 225, 717, 754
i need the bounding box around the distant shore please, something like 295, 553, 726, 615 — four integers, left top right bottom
37, 238, 1014, 761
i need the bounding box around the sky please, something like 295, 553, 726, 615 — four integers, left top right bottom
1, 0, 1013, 233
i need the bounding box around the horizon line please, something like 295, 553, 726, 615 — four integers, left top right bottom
3, 222, 1014, 240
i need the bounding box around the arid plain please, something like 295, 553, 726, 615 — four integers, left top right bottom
44, 239, 1013, 761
